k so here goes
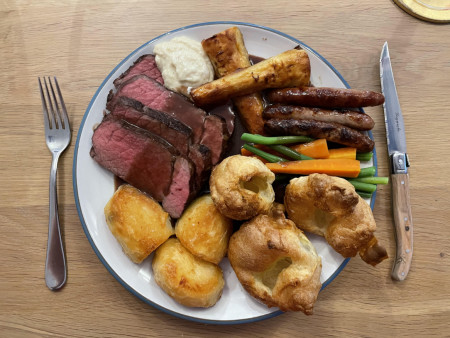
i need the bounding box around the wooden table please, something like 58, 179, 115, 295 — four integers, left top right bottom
1, 1, 449, 336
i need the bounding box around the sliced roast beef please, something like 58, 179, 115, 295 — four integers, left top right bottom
201, 115, 230, 165
110, 96, 212, 188
111, 97, 192, 155
107, 75, 205, 142
90, 114, 195, 218
106, 74, 229, 164
113, 54, 163, 88
162, 156, 195, 218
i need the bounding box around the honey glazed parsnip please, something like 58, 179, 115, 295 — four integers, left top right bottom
190, 49, 311, 108
202, 27, 265, 134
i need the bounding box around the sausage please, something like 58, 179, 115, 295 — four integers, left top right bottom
264, 118, 374, 152
267, 87, 385, 108
191, 49, 310, 108
263, 104, 375, 131
202, 27, 265, 134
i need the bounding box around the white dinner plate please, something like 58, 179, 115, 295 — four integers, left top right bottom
73, 21, 377, 324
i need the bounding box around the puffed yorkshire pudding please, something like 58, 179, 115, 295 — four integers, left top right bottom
210, 155, 275, 220
228, 204, 322, 314
284, 174, 388, 266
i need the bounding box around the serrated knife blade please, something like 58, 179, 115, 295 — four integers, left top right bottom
380, 42, 413, 281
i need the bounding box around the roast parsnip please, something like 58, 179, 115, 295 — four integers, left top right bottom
191, 49, 311, 108
202, 26, 265, 134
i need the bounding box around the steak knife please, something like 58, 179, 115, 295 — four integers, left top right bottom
380, 42, 413, 281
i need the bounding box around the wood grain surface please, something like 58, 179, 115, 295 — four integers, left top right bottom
1, 0, 449, 336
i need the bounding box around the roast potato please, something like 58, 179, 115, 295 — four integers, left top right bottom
104, 184, 173, 264
175, 194, 233, 264
152, 238, 225, 308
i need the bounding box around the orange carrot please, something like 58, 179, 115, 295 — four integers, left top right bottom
249, 154, 269, 163
241, 146, 255, 156
265, 159, 361, 178
290, 139, 329, 159
328, 147, 357, 160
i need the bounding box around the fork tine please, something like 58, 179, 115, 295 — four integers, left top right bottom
38, 77, 51, 130
48, 77, 64, 129
44, 77, 60, 129
53, 77, 70, 131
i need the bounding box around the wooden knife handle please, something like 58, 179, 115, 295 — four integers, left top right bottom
391, 173, 413, 281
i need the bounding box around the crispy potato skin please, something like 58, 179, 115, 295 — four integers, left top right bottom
175, 194, 233, 264
152, 238, 225, 308
191, 49, 310, 108
202, 27, 265, 134
104, 184, 173, 264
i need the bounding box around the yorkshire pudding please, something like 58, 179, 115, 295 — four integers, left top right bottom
284, 174, 387, 266
228, 205, 322, 314
210, 155, 275, 220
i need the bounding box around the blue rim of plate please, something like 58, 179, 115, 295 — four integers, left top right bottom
73, 21, 377, 325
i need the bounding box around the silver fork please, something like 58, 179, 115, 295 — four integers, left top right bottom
39, 77, 71, 290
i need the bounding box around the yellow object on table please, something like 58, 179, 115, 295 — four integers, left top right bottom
394, 0, 450, 23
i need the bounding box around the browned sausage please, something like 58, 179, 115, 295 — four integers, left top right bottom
267, 87, 385, 108
264, 118, 374, 152
263, 104, 375, 131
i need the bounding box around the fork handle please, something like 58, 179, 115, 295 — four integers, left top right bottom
45, 153, 67, 290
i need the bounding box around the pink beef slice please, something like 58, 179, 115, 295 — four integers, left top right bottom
201, 115, 230, 165
113, 54, 163, 88
106, 75, 228, 164
110, 97, 192, 156
107, 75, 205, 143
110, 96, 212, 188
90, 114, 195, 217
162, 156, 195, 218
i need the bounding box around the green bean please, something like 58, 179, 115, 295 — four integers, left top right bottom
356, 152, 373, 161
242, 144, 288, 163
357, 166, 376, 178
356, 191, 374, 199
347, 179, 377, 193
353, 176, 389, 185
241, 133, 314, 145
267, 144, 313, 161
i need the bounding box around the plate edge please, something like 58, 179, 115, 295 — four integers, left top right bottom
72, 20, 377, 325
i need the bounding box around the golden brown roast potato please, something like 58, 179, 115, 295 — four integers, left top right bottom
175, 194, 233, 264
284, 174, 388, 266
191, 49, 310, 108
104, 184, 173, 264
228, 204, 322, 314
152, 238, 225, 308
202, 27, 265, 134
210, 155, 275, 220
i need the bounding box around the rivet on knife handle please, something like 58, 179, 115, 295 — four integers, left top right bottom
390, 173, 413, 281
